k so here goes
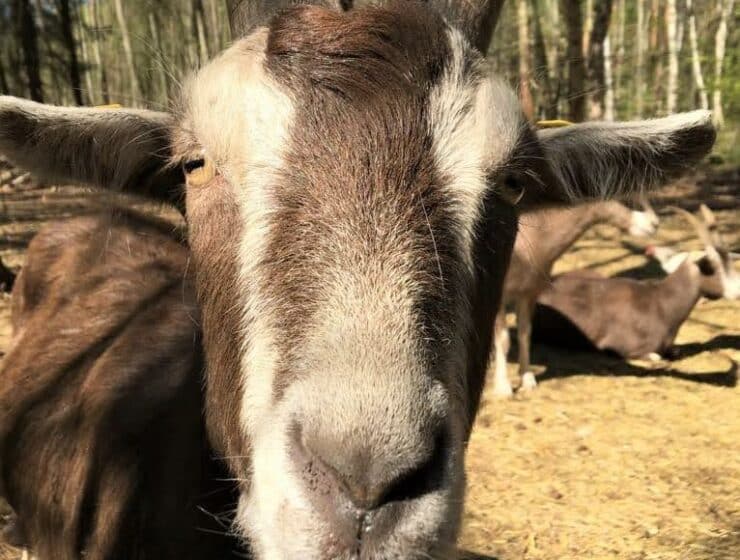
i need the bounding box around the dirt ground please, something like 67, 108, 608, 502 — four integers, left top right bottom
0, 168, 738, 559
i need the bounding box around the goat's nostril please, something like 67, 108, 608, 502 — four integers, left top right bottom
292, 422, 447, 519
379, 431, 447, 507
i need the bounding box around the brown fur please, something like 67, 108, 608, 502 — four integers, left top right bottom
0, 210, 242, 559
227, 0, 505, 53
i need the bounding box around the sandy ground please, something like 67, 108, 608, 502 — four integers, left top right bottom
0, 168, 738, 559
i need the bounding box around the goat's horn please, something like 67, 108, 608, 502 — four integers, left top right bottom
667, 206, 715, 248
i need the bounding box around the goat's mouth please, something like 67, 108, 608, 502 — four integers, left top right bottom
239, 405, 464, 560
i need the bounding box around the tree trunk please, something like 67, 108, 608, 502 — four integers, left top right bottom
0, 56, 9, 95
57, 0, 84, 105
531, 0, 557, 119
713, 0, 734, 126
650, 0, 665, 114
517, 0, 534, 119
14, 0, 44, 102
587, 0, 613, 119
208, 0, 223, 51
149, 12, 170, 105
583, 0, 594, 54
113, 0, 141, 105
91, 0, 110, 105
665, 0, 679, 113
686, 0, 709, 110
560, 0, 586, 121
614, 0, 625, 109
78, 5, 96, 105
603, 34, 615, 120
635, 0, 646, 117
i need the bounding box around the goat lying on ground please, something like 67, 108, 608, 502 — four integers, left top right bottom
490, 199, 659, 397
0, 0, 716, 557
531, 205, 739, 360
0, 210, 242, 559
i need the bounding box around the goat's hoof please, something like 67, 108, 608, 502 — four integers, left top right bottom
519, 372, 537, 391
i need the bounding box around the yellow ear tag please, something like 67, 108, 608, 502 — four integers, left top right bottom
536, 119, 574, 129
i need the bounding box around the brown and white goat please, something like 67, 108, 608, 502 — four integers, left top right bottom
531, 205, 739, 360
0, 1, 716, 558
490, 199, 659, 397
0, 210, 242, 559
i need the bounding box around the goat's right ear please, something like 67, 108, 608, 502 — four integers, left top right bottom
531, 111, 716, 205
0, 96, 184, 207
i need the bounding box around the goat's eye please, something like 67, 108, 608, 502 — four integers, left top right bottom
183, 155, 216, 186
499, 173, 526, 205
184, 158, 205, 173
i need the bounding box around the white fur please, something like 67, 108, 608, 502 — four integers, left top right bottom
629, 210, 658, 237
538, 110, 714, 200
428, 29, 525, 269
520, 371, 537, 391
183, 30, 299, 547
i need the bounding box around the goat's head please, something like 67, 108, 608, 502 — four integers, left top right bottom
656, 206, 740, 300
0, 2, 717, 557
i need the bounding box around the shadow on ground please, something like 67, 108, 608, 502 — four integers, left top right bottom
527, 336, 739, 388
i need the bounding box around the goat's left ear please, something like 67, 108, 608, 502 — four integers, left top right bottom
533, 110, 716, 205
0, 96, 184, 208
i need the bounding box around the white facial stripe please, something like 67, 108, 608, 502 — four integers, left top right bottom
427, 29, 524, 270
185, 29, 295, 501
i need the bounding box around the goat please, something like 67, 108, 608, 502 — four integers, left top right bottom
490, 198, 659, 397
531, 205, 739, 360
0, 209, 243, 559
0, 1, 716, 557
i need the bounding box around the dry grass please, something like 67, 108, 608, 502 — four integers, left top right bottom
0, 169, 738, 559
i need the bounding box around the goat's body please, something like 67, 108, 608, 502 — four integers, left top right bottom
0, 211, 241, 559
490, 201, 655, 395
532, 266, 700, 359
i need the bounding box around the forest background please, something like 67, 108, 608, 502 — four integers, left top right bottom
0, 1, 737, 161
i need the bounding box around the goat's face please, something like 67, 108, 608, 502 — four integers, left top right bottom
172, 5, 718, 557
0, 3, 718, 557
173, 6, 524, 557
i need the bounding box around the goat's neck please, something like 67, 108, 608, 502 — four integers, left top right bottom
654, 260, 702, 331
528, 202, 627, 264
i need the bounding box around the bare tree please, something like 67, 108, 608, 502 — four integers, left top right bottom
561, 0, 586, 121
113, 0, 141, 105
666, 0, 679, 113
531, 0, 558, 118
635, 0, 646, 117
713, 0, 735, 126
603, 34, 615, 120
0, 57, 9, 95
587, 0, 614, 119
14, 0, 44, 102
687, 0, 709, 109
77, 5, 96, 105
517, 0, 534, 118
90, 0, 110, 105
57, 0, 84, 105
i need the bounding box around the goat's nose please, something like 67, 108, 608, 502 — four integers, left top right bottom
289, 421, 446, 541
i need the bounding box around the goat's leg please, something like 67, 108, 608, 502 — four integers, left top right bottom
516, 297, 537, 391
491, 310, 513, 398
